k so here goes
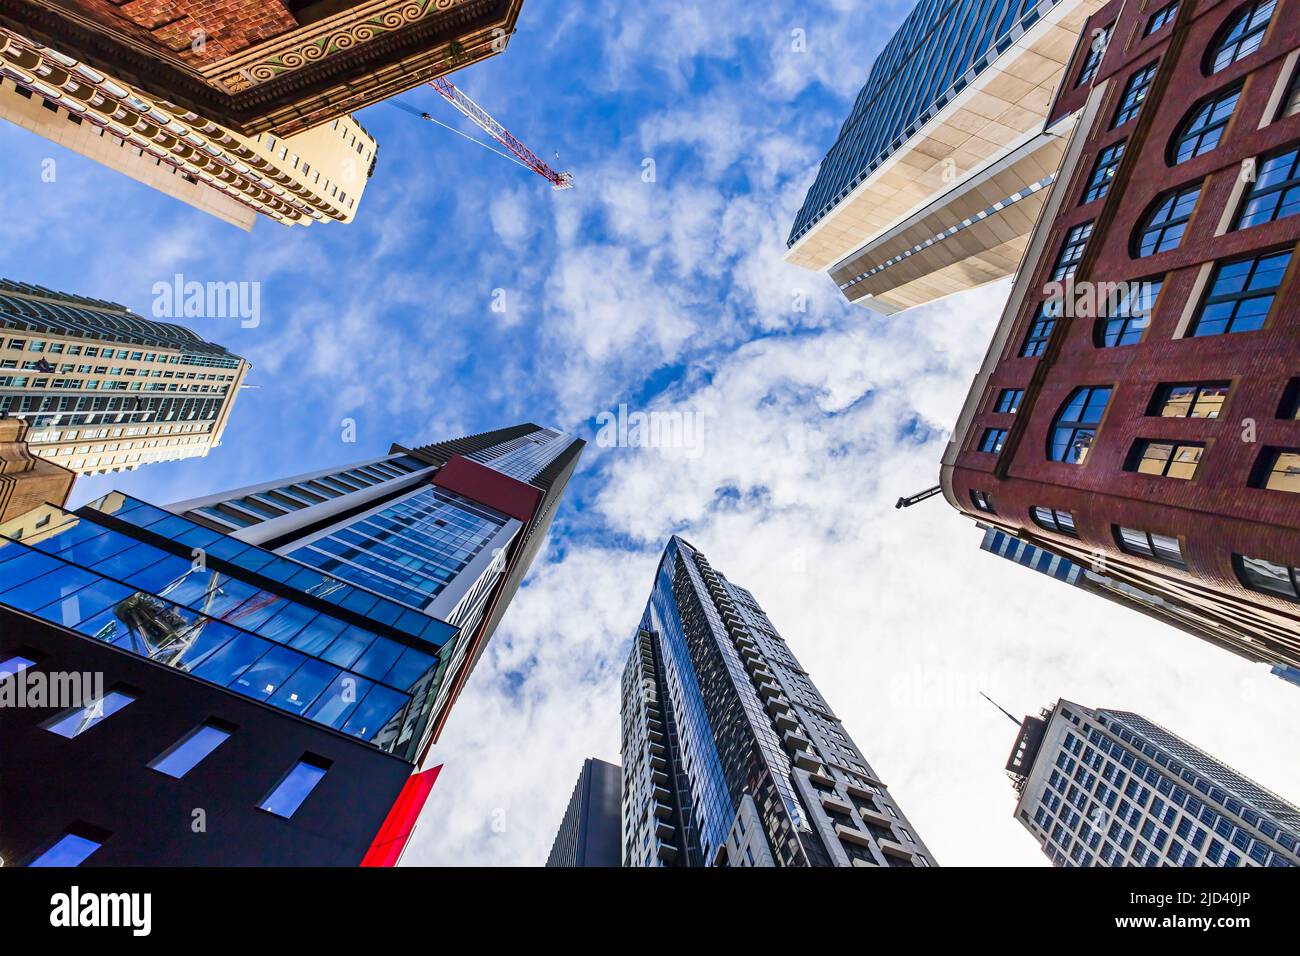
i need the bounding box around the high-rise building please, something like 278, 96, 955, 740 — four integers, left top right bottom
620, 537, 936, 868
0, 423, 582, 865
942, 0, 1300, 669
545, 757, 622, 867
0, 279, 249, 477
0, 27, 378, 230
0, 1, 525, 136
0, 416, 73, 522
1006, 698, 1300, 866
786, 0, 1107, 313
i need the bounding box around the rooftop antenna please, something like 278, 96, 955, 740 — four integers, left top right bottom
980, 691, 1022, 727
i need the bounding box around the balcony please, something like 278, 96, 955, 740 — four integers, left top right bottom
834, 823, 872, 848
820, 793, 854, 816
792, 749, 823, 772
653, 800, 672, 820
858, 806, 893, 829
652, 785, 672, 804
879, 839, 913, 861
774, 711, 799, 733
655, 819, 676, 841
757, 681, 782, 699
782, 730, 811, 751
765, 695, 791, 715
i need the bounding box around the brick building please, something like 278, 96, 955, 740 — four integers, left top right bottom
941, 0, 1300, 668
0, 0, 526, 135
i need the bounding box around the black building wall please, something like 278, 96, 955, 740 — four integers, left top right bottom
0, 610, 411, 866
545, 758, 621, 867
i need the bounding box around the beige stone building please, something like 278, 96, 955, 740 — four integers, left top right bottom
0, 279, 249, 477
0, 26, 376, 230
786, 0, 1107, 314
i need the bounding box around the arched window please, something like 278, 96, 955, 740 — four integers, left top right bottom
1205, 0, 1276, 75
1030, 506, 1078, 536
1049, 387, 1112, 464
1169, 84, 1241, 164
1133, 183, 1201, 257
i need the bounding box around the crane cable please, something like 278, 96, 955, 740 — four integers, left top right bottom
386, 99, 536, 176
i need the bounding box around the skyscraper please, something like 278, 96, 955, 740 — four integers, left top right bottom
786, 0, 1108, 313
0, 0, 526, 136
545, 758, 622, 867
620, 537, 936, 867
0, 28, 378, 230
940, 0, 1300, 669
0, 423, 582, 865
0, 279, 249, 477
1006, 698, 1300, 866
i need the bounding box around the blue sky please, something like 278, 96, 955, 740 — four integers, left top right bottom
2, 0, 1297, 866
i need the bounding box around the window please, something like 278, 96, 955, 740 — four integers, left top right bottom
1145, 2, 1178, 34
1234, 554, 1299, 600
1083, 141, 1125, 203
1206, 0, 1276, 74
44, 689, 136, 738
1189, 250, 1292, 336
149, 720, 235, 778
1171, 85, 1240, 163
1235, 146, 1300, 229
259, 755, 331, 818
1127, 440, 1205, 479
995, 388, 1024, 414
1049, 387, 1112, 464
1134, 183, 1201, 256
1250, 447, 1300, 492
1114, 63, 1157, 127
1051, 222, 1093, 280
1150, 382, 1229, 418
28, 828, 107, 867
970, 490, 996, 514
1097, 278, 1162, 346
0, 653, 36, 679
1115, 526, 1185, 567
1031, 506, 1078, 536
979, 428, 1008, 455
1020, 303, 1057, 357
1277, 378, 1300, 419
1076, 24, 1114, 87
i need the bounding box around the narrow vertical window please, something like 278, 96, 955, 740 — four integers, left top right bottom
259, 755, 331, 818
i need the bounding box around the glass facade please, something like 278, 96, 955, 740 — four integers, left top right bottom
789, 0, 1057, 246
1020, 701, 1300, 867
289, 485, 513, 611
0, 496, 457, 760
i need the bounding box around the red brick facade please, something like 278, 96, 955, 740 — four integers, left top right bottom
945, 0, 1300, 665
65, 0, 298, 62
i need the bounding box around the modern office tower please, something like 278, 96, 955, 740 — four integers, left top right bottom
620, 537, 936, 868
1006, 698, 1300, 866
0, 423, 581, 865
0, 417, 73, 522
545, 758, 622, 867
0, 28, 378, 230
0, 279, 249, 477
0, 1, 525, 136
786, 0, 1107, 313
942, 0, 1300, 669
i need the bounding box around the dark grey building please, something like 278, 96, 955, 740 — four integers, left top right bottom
620, 536, 936, 867
545, 758, 621, 867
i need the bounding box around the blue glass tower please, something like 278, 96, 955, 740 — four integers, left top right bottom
621, 537, 936, 867
0, 423, 582, 865
788, 0, 1055, 247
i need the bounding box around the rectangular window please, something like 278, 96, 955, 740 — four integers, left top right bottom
28, 827, 107, 867
1031, 506, 1078, 536
1051, 222, 1093, 281
1128, 440, 1204, 479
1145, 2, 1178, 35
1235, 147, 1300, 230
1250, 447, 1300, 493
979, 428, 1008, 455
1114, 63, 1158, 127
1076, 25, 1113, 87
1234, 554, 1299, 600
259, 755, 331, 818
1115, 526, 1185, 567
1021, 305, 1057, 357
1190, 250, 1292, 336
44, 689, 136, 738
1150, 382, 1229, 419
995, 388, 1024, 414
1083, 141, 1125, 203
0, 653, 36, 679
149, 720, 235, 778
1277, 378, 1300, 419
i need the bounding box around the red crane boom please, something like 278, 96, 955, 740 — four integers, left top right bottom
427, 77, 573, 190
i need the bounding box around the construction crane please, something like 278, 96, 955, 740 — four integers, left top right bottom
400, 77, 573, 190
895, 484, 942, 509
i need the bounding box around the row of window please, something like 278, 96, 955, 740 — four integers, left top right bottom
973, 493, 1300, 601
